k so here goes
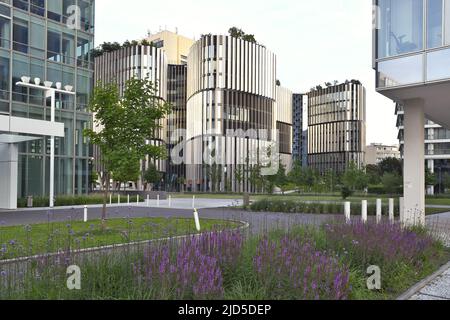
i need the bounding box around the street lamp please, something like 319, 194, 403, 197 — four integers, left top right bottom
16, 77, 75, 208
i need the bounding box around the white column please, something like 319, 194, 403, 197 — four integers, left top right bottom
0, 144, 19, 210
376, 199, 382, 224
361, 200, 368, 223
427, 159, 435, 195
49, 89, 56, 208
403, 99, 425, 226
344, 201, 351, 223
389, 198, 394, 223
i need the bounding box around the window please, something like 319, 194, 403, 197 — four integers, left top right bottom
378, 53, 424, 87
30, 0, 44, 16
30, 20, 44, 57
0, 16, 9, 49
0, 54, 9, 104
378, 0, 424, 58
47, 30, 61, 62
428, 0, 443, 48
13, 18, 28, 53
47, 0, 61, 22
13, 0, 28, 11
427, 48, 450, 80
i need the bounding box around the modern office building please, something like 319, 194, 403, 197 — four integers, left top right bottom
94, 44, 168, 187
373, 0, 450, 225
365, 142, 401, 165
396, 103, 450, 195
0, 0, 95, 209
186, 34, 279, 192
292, 93, 308, 167
94, 30, 195, 191
146, 30, 195, 65
275, 85, 293, 172
307, 80, 366, 175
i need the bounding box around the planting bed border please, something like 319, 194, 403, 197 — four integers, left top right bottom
0, 219, 250, 266
397, 260, 450, 300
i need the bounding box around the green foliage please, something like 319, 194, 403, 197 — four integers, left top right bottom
341, 186, 353, 200
341, 162, 368, 195
425, 168, 437, 187
143, 164, 162, 188
228, 27, 257, 43
379, 157, 403, 176
381, 172, 403, 194
366, 164, 382, 185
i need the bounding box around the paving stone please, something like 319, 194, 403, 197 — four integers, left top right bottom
419, 275, 450, 299
411, 293, 448, 300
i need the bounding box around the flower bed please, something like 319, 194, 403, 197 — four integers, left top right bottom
0, 221, 448, 300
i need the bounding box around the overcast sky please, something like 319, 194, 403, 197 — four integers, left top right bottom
95, 0, 398, 145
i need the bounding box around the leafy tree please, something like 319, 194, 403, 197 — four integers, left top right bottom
366, 164, 382, 185
323, 169, 338, 193
143, 163, 162, 191
234, 165, 244, 193
426, 168, 437, 187
141, 39, 151, 46
84, 78, 171, 225
340, 162, 368, 198
381, 172, 402, 194
228, 27, 257, 43
379, 157, 403, 176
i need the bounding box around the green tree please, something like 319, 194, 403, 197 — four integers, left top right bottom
143, 163, 162, 191
84, 78, 171, 224
426, 168, 437, 188
323, 169, 338, 193
379, 157, 403, 176
341, 162, 368, 199
381, 172, 402, 194
234, 165, 244, 193
366, 164, 382, 185
228, 27, 257, 43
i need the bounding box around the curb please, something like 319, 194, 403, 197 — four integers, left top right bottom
0, 219, 250, 266
397, 260, 450, 300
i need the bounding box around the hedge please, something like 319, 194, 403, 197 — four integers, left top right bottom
249, 199, 399, 216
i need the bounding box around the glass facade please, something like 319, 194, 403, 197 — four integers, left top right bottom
376, 0, 450, 88
0, 0, 94, 197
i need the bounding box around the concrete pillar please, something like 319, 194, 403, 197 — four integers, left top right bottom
344, 201, 351, 223
389, 198, 394, 223
427, 160, 435, 195
403, 99, 425, 226
376, 199, 382, 224
0, 144, 19, 210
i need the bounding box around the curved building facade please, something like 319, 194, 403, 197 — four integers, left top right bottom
186, 35, 277, 192
307, 81, 366, 174
94, 45, 168, 181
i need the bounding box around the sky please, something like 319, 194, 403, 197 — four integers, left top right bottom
95, 0, 398, 145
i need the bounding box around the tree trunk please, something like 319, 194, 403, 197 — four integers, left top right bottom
102, 172, 109, 229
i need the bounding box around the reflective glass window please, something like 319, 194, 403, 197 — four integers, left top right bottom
378, 0, 424, 58
428, 0, 443, 48
377, 53, 424, 87
427, 48, 450, 80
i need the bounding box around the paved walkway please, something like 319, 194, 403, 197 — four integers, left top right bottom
408, 263, 450, 300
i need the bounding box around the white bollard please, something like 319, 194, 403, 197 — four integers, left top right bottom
147, 194, 150, 207
127, 194, 130, 205
137, 195, 139, 205
118, 194, 120, 204
109, 194, 112, 205
376, 199, 382, 224
389, 198, 394, 223
157, 194, 160, 207
362, 200, 368, 223
192, 195, 196, 209
344, 201, 351, 223
193, 209, 201, 232
399, 197, 404, 225
83, 205, 88, 222
168, 195, 172, 207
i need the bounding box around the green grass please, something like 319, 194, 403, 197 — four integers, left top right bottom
0, 217, 240, 260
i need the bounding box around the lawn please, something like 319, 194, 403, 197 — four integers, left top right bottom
0, 217, 240, 261
0, 221, 448, 300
